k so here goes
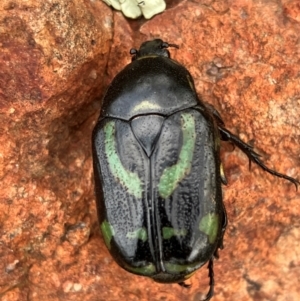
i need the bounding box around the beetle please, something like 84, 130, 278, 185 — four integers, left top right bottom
92, 39, 299, 300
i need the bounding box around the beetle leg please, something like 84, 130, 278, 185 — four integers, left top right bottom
218, 126, 299, 189
203, 102, 225, 126
202, 103, 299, 188
178, 281, 191, 288
219, 201, 227, 250
178, 260, 215, 301
202, 259, 214, 301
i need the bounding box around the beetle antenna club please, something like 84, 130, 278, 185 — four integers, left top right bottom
92, 39, 299, 301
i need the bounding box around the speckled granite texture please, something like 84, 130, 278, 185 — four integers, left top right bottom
0, 0, 299, 300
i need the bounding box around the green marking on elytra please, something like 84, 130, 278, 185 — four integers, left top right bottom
125, 263, 156, 276
104, 121, 143, 198
162, 227, 187, 239
158, 113, 196, 199
199, 213, 219, 244
164, 262, 199, 273
100, 220, 114, 250
126, 228, 147, 242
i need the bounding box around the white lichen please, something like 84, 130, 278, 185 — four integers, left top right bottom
102, 0, 166, 19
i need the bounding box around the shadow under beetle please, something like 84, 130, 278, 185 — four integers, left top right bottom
92, 39, 299, 300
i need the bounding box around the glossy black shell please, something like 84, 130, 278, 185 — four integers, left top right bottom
92, 39, 225, 283
101, 56, 198, 120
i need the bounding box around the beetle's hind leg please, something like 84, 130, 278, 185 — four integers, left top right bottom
178, 281, 191, 288
180, 259, 215, 300
218, 126, 299, 189
201, 259, 214, 301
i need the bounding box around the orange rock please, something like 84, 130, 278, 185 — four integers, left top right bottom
0, 0, 299, 300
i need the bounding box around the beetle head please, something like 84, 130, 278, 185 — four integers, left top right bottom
130, 39, 179, 61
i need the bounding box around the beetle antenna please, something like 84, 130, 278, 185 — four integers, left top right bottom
161, 41, 179, 49
202, 259, 214, 301
167, 43, 179, 49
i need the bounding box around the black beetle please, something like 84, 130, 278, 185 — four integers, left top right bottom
92, 39, 299, 300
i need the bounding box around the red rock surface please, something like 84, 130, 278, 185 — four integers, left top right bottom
0, 1, 299, 301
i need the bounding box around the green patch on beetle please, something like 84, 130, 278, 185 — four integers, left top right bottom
158, 113, 196, 199
125, 263, 156, 276
199, 213, 219, 244
164, 262, 199, 274
162, 227, 187, 239
100, 220, 115, 250
104, 121, 143, 198
126, 227, 148, 242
